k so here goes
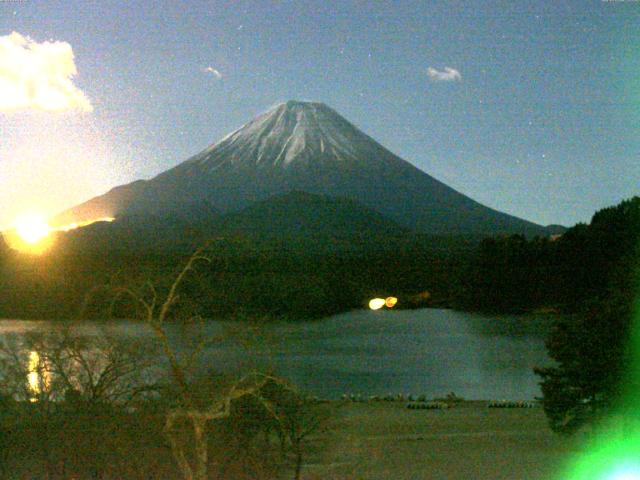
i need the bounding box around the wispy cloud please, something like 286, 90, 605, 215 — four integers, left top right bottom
203, 66, 223, 79
427, 66, 461, 82
0, 32, 93, 112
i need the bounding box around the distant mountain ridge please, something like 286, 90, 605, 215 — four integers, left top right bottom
220, 191, 407, 239
55, 100, 558, 236
57, 191, 410, 254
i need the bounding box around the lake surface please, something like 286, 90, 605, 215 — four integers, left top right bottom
0, 308, 554, 400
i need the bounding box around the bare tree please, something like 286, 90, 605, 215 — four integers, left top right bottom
0, 246, 332, 479
0, 324, 162, 479
119, 246, 337, 480
26, 327, 159, 405
115, 248, 292, 480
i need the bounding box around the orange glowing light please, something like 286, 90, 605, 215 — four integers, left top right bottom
385, 297, 398, 308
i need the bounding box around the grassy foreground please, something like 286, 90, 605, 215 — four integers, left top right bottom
306, 401, 579, 480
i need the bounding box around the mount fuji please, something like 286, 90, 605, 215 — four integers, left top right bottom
55, 100, 554, 236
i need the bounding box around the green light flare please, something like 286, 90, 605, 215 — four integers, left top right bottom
620, 296, 640, 416
560, 427, 640, 480
559, 292, 640, 479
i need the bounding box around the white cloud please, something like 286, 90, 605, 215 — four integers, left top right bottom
203, 66, 222, 79
0, 31, 93, 112
427, 66, 461, 82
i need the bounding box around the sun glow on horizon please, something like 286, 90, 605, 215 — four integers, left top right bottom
14, 214, 51, 244
55, 216, 115, 232
2, 213, 54, 254
2, 214, 116, 254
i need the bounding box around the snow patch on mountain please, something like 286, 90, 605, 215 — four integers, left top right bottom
193, 101, 364, 171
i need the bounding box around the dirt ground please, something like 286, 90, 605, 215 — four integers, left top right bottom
304, 401, 581, 480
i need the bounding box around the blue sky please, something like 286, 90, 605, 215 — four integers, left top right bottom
1, 0, 638, 228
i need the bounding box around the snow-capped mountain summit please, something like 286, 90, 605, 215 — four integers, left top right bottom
55, 100, 550, 235
192, 101, 365, 169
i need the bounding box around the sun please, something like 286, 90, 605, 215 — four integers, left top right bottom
2, 213, 55, 254
14, 214, 51, 244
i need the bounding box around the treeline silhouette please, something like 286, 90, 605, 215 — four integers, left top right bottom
0, 196, 638, 321
0, 234, 472, 321
460, 196, 640, 313
532, 197, 640, 434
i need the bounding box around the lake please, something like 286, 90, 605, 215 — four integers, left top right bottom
0, 308, 554, 400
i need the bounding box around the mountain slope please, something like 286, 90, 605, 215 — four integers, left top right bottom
55, 100, 553, 236
56, 191, 409, 253
219, 190, 408, 242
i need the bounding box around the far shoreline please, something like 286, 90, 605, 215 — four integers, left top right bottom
0, 304, 562, 324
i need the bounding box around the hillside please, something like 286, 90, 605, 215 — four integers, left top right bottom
54, 101, 556, 237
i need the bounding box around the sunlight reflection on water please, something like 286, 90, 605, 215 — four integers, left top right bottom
0, 309, 554, 400
27, 350, 51, 400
